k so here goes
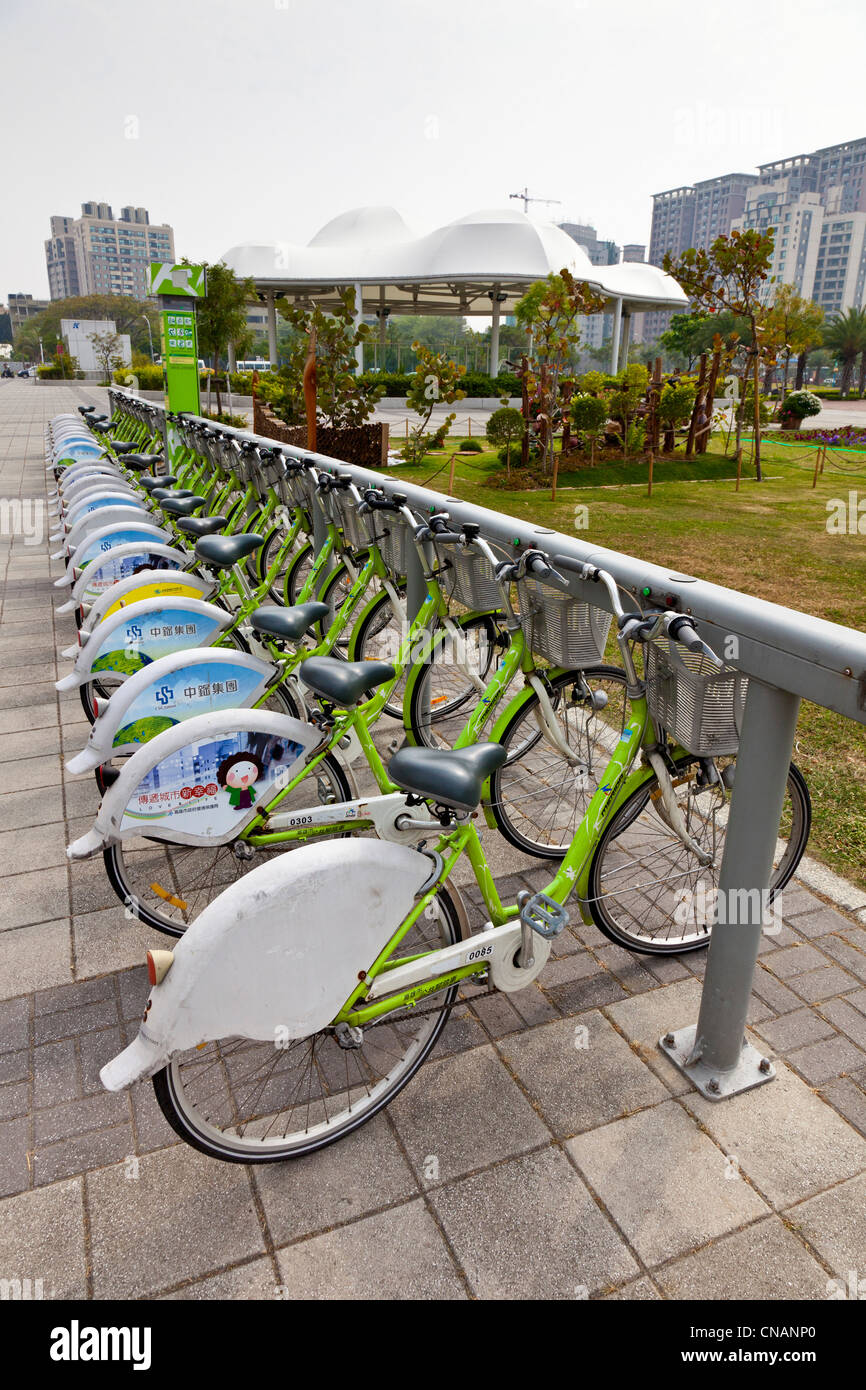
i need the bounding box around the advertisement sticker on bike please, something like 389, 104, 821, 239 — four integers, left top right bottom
82, 550, 185, 600
91, 608, 228, 680
101, 576, 212, 619
119, 728, 306, 837
74, 527, 169, 573
111, 660, 271, 749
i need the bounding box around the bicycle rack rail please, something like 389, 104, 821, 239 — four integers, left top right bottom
109, 389, 866, 1101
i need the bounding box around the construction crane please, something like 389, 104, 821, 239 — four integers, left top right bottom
508, 187, 562, 215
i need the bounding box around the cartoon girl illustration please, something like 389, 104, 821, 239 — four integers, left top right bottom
216, 751, 266, 810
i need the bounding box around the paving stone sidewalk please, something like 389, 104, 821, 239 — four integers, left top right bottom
1, 379, 865, 1300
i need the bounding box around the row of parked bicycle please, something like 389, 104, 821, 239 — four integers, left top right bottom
42, 399, 811, 1162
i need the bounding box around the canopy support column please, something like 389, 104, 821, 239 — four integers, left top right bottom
354, 283, 364, 372
488, 285, 503, 377
609, 298, 623, 374
266, 292, 278, 366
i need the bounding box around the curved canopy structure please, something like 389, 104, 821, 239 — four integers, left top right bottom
222, 206, 687, 372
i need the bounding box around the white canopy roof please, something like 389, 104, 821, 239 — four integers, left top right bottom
222, 206, 687, 316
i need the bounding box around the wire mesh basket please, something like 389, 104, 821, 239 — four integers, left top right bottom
433, 543, 505, 611
519, 575, 612, 667
644, 636, 747, 757
331, 490, 372, 553
368, 512, 412, 576
279, 468, 310, 509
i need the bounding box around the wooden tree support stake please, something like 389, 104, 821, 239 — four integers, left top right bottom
551, 452, 559, 504
735, 446, 743, 492
648, 451, 654, 497
448, 453, 457, 493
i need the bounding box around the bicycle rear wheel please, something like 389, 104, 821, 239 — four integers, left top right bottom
404, 615, 503, 746
152, 883, 464, 1161
585, 758, 811, 954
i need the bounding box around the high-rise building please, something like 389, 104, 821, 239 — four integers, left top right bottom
44, 203, 176, 301
647, 137, 866, 339
7, 293, 50, 329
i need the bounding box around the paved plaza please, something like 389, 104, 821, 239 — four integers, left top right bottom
1, 378, 866, 1300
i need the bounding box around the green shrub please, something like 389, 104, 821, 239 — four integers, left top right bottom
458, 437, 483, 452
358, 371, 519, 398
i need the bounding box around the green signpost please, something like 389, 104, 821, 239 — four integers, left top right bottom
149, 262, 207, 467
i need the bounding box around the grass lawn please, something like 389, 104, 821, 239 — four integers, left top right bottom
388, 435, 866, 891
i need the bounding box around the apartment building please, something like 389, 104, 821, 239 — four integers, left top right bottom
45, 203, 175, 301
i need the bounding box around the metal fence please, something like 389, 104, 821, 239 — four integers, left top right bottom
110, 389, 866, 1102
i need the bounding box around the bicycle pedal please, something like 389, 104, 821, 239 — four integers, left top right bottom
519, 892, 569, 939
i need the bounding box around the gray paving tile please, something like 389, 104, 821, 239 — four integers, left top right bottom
430, 1147, 638, 1298
818, 1079, 866, 1137
0, 1178, 87, 1297
160, 1257, 280, 1300
791, 965, 859, 1003
255, 1112, 416, 1244
568, 1101, 769, 1266
686, 1062, 866, 1207
790, 906, 862, 939
72, 908, 159, 979
0, 822, 68, 871
546, 971, 627, 1015
789, 1034, 866, 1086
754, 1007, 836, 1053
0, 920, 72, 998
276, 1198, 465, 1299
605, 976, 705, 1096
604, 1276, 661, 1299
0, 997, 30, 1053
387, 1045, 549, 1184
787, 1173, 866, 1285
498, 1012, 668, 1137
0, 1047, 28, 1084
0, 1114, 32, 1196
34, 1089, 127, 1144
765, 943, 827, 979
0, 1081, 28, 1121
0, 867, 69, 932
33, 1038, 79, 1109
87, 1144, 265, 1299
34, 996, 118, 1045
654, 1217, 829, 1300
751, 965, 804, 1013
818, 935, 866, 979
469, 992, 524, 1037
34, 1121, 134, 1187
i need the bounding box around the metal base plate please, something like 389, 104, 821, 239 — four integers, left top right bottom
658, 1025, 775, 1101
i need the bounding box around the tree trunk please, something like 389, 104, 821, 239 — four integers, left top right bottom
686, 353, 707, 458
753, 348, 762, 483
782, 351, 791, 401
859, 350, 866, 397
795, 351, 807, 389
840, 358, 854, 398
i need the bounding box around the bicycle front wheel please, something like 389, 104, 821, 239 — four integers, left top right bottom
405, 614, 503, 748
152, 883, 464, 1161
489, 667, 629, 858
586, 757, 811, 954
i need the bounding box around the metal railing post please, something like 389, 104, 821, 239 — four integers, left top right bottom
660, 677, 801, 1098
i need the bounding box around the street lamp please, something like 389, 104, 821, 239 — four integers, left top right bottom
140, 315, 155, 362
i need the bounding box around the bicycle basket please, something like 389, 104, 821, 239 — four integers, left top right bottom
519, 575, 612, 667
368, 511, 411, 577
433, 543, 504, 611
279, 468, 309, 509
331, 490, 372, 553
644, 636, 747, 757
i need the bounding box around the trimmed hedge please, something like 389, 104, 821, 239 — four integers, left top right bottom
358, 371, 520, 398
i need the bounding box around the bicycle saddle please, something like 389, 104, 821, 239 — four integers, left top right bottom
388, 743, 507, 812
138, 474, 178, 491
193, 533, 265, 569
124, 454, 163, 470
151, 488, 194, 501
299, 656, 396, 707
176, 515, 228, 538
160, 494, 207, 517
111, 441, 138, 454
250, 603, 330, 642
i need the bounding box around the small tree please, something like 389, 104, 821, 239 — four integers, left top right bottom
658, 381, 697, 446
403, 343, 466, 464
192, 260, 257, 415
607, 364, 648, 459
272, 290, 384, 428
569, 393, 608, 463
665, 229, 775, 479
764, 286, 824, 404
515, 269, 606, 475
486, 406, 524, 478
87, 330, 124, 385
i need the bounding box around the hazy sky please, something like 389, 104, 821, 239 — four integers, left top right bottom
2, 0, 864, 301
